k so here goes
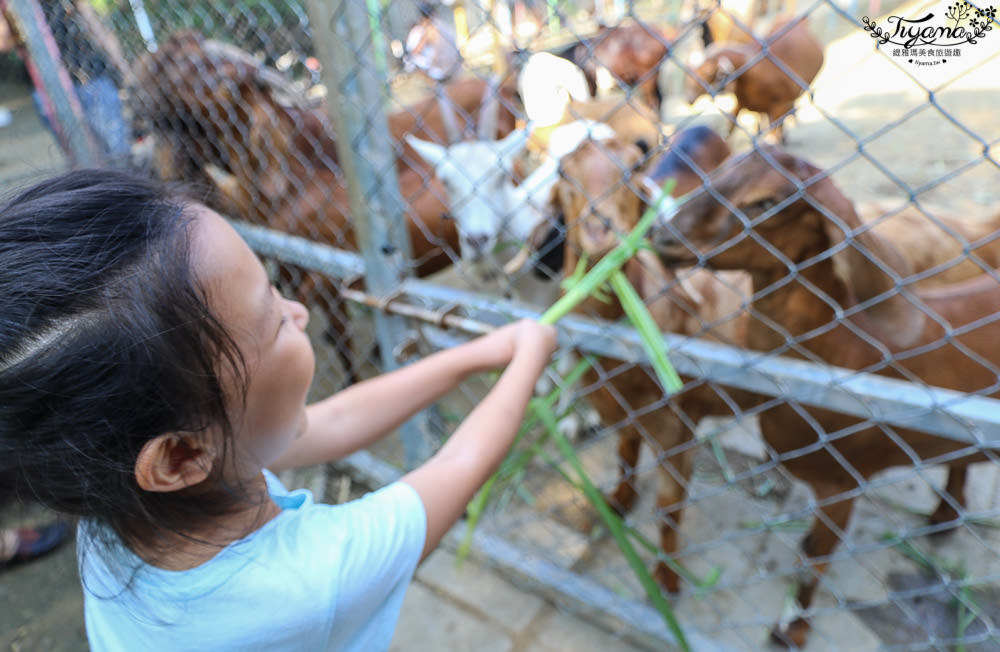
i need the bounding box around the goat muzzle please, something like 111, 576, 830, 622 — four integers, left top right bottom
650, 223, 697, 268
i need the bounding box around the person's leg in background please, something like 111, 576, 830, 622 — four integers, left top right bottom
75, 75, 130, 162
32, 75, 130, 165
0, 522, 71, 567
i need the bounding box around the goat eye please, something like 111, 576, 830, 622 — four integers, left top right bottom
746, 198, 778, 215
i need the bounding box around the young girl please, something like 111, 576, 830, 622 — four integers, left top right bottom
0, 169, 557, 650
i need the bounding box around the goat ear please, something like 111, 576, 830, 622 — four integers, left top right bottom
406, 135, 447, 168
802, 164, 925, 347
717, 56, 735, 77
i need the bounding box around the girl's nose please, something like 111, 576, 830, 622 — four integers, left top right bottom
286, 298, 309, 331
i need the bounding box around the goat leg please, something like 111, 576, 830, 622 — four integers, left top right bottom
929, 461, 969, 532
770, 487, 858, 649
609, 427, 643, 514
652, 446, 695, 595
766, 102, 795, 145
725, 102, 743, 139
582, 365, 644, 514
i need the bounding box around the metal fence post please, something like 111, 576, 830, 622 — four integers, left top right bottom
305, 0, 434, 468
4, 0, 101, 167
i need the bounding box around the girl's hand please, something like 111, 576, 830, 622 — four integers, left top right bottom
474, 319, 557, 371
508, 319, 558, 362
402, 319, 557, 559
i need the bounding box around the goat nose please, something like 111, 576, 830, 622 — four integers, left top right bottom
464, 233, 490, 254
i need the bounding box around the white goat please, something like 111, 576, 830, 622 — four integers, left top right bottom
407, 121, 615, 439
406, 120, 616, 271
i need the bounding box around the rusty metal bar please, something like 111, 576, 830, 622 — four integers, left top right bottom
304, 0, 434, 467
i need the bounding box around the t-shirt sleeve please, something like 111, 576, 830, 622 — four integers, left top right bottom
329, 481, 427, 639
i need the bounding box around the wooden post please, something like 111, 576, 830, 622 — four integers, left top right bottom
304, 0, 434, 467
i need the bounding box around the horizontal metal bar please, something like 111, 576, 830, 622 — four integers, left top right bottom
234, 221, 1000, 448
401, 279, 1000, 447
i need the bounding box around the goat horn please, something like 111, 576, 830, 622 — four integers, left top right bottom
434, 84, 462, 145
477, 75, 500, 141
718, 56, 735, 77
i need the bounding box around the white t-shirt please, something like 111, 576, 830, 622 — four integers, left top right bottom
79, 471, 427, 651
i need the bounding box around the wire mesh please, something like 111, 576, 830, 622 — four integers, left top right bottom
3, 0, 1000, 649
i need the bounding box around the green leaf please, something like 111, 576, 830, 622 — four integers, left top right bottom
609, 270, 683, 394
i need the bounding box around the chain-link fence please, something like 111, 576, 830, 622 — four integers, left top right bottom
4, 0, 1000, 649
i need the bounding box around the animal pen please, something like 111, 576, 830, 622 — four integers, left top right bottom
3, 0, 1000, 649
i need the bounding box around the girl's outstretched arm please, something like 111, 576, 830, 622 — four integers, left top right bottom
400, 321, 555, 559
269, 320, 555, 472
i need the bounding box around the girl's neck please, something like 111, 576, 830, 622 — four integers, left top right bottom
134, 473, 281, 571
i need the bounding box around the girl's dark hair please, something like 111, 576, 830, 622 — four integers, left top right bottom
0, 169, 248, 553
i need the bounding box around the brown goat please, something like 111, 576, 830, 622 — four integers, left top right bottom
134, 31, 518, 179
544, 137, 749, 592
554, 21, 674, 112
651, 146, 1000, 647
685, 16, 824, 143
132, 31, 482, 380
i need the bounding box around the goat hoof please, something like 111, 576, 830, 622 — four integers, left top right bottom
605, 489, 638, 517
769, 617, 810, 649
654, 562, 681, 596
799, 531, 816, 557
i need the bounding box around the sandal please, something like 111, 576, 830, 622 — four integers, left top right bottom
1, 521, 72, 567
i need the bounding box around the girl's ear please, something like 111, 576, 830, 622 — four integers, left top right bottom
135, 434, 218, 493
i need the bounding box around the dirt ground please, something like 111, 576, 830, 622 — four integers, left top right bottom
0, 509, 86, 652
1, 0, 999, 648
